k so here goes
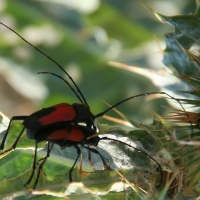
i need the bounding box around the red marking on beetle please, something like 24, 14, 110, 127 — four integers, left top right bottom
39, 103, 76, 125
46, 127, 85, 141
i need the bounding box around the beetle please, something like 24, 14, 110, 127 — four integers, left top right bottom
24, 124, 102, 189
0, 22, 186, 189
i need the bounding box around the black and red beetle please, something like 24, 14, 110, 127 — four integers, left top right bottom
0, 22, 186, 189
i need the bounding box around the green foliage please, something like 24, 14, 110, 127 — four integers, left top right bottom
150, 1, 200, 199
154, 4, 200, 75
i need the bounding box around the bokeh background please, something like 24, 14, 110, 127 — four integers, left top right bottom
0, 0, 196, 126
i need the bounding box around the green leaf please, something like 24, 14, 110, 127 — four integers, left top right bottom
151, 3, 200, 75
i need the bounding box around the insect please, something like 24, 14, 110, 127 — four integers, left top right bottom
0, 22, 186, 189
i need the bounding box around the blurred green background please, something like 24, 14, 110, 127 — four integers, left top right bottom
0, 0, 196, 126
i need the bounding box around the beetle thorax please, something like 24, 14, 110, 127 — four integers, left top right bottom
72, 103, 94, 126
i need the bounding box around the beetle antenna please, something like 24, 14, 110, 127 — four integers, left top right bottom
99, 137, 163, 188
95, 92, 185, 118
0, 22, 88, 106
38, 72, 85, 104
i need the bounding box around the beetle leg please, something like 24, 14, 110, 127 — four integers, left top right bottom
24, 142, 38, 187
69, 145, 81, 182
0, 126, 25, 158
82, 145, 110, 170
62, 125, 72, 146
33, 142, 54, 189
0, 116, 27, 150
